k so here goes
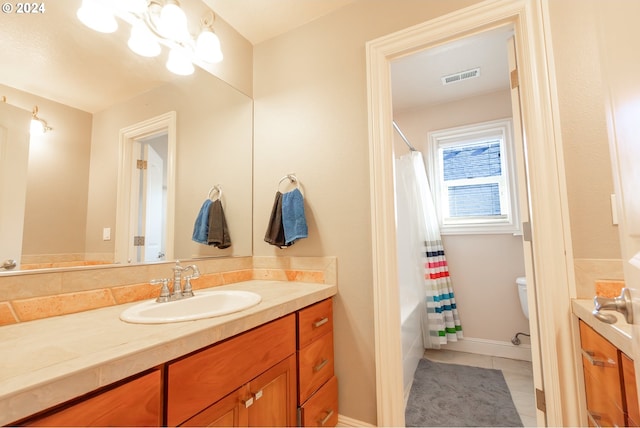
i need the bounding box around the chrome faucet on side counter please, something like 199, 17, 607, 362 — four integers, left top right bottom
151, 261, 201, 303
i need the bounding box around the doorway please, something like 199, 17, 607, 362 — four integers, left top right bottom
115, 111, 176, 265
132, 133, 169, 263
390, 24, 534, 425
366, 0, 577, 426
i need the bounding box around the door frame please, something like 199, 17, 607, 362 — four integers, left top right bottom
115, 111, 176, 264
366, 0, 578, 426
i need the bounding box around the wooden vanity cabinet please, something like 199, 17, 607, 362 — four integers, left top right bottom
296, 298, 338, 427
10, 299, 338, 428
579, 320, 638, 427
19, 369, 162, 427
167, 314, 297, 427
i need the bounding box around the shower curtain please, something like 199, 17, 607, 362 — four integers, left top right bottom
395, 151, 463, 349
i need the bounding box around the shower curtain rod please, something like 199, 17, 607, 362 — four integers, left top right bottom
392, 120, 417, 152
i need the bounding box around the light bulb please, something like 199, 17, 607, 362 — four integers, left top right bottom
159, 1, 188, 40
30, 119, 46, 136
166, 48, 194, 76
77, 0, 117, 33
128, 21, 161, 57
196, 29, 223, 63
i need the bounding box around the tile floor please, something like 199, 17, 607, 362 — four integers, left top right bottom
423, 349, 538, 427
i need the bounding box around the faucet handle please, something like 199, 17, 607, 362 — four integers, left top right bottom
150, 278, 171, 303
181, 265, 200, 298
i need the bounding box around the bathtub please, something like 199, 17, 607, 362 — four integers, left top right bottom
401, 297, 424, 402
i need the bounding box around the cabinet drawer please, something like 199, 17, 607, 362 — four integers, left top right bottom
298, 331, 334, 404
22, 369, 162, 427
300, 376, 338, 427
579, 322, 623, 403
167, 314, 296, 426
297, 299, 333, 349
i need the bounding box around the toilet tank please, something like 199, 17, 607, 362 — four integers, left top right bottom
516, 276, 528, 319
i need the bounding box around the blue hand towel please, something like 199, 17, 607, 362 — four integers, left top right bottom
282, 188, 308, 245
192, 199, 213, 244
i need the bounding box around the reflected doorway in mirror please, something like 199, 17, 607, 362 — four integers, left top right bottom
116, 111, 176, 265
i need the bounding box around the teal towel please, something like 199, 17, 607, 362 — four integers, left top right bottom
282, 188, 308, 245
192, 199, 213, 244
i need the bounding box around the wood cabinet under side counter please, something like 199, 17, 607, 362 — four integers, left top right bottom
579, 320, 638, 427
8, 295, 338, 427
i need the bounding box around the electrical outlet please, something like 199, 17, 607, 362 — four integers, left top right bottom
103, 227, 111, 241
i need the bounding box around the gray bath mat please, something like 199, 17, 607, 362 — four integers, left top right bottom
405, 358, 523, 427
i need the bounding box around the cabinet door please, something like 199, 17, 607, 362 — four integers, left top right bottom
248, 355, 297, 427
23, 369, 162, 427
622, 353, 640, 427
180, 386, 250, 427
167, 314, 295, 426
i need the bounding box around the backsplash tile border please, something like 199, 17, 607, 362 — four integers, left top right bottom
0, 257, 336, 325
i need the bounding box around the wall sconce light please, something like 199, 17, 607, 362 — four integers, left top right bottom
76, 0, 223, 76
30, 106, 52, 136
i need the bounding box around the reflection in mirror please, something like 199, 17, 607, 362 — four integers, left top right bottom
0, 2, 253, 275
115, 111, 176, 265
134, 133, 169, 263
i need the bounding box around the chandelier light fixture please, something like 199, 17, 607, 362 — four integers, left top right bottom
76, 0, 223, 76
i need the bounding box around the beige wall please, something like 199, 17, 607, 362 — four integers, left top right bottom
253, 0, 481, 423
547, 0, 622, 292
0, 83, 92, 258
394, 89, 528, 343
86, 68, 253, 260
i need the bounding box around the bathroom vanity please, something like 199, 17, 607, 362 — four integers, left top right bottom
573, 299, 639, 426
0, 280, 338, 427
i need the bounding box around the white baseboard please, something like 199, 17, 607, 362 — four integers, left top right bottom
337, 414, 375, 427
441, 336, 532, 361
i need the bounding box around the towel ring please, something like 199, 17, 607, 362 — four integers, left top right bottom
208, 185, 222, 201
278, 174, 303, 195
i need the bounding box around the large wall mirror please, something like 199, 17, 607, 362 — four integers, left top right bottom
0, 1, 253, 274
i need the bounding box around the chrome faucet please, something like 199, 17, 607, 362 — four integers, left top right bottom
150, 261, 200, 303
171, 260, 185, 300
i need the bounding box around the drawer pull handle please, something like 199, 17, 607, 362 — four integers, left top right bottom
318, 409, 334, 426
587, 411, 603, 427
314, 358, 329, 372
313, 317, 329, 328
242, 396, 254, 408
254, 390, 263, 400
581, 349, 616, 367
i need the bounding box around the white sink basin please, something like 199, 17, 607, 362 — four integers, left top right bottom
120, 290, 262, 324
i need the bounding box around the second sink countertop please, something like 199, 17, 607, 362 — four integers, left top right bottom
0, 280, 337, 426
572, 298, 632, 356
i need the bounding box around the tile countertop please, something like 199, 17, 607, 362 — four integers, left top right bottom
0, 280, 337, 426
572, 298, 633, 356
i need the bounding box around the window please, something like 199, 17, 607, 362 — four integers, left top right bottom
428, 119, 520, 234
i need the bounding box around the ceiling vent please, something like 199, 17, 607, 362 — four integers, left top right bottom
441, 68, 481, 85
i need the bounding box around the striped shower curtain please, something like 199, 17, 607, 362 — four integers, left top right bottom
397, 151, 463, 349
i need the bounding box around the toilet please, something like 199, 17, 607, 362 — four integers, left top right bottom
516, 276, 528, 319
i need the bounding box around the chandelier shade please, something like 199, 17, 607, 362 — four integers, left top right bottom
77, 0, 224, 75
